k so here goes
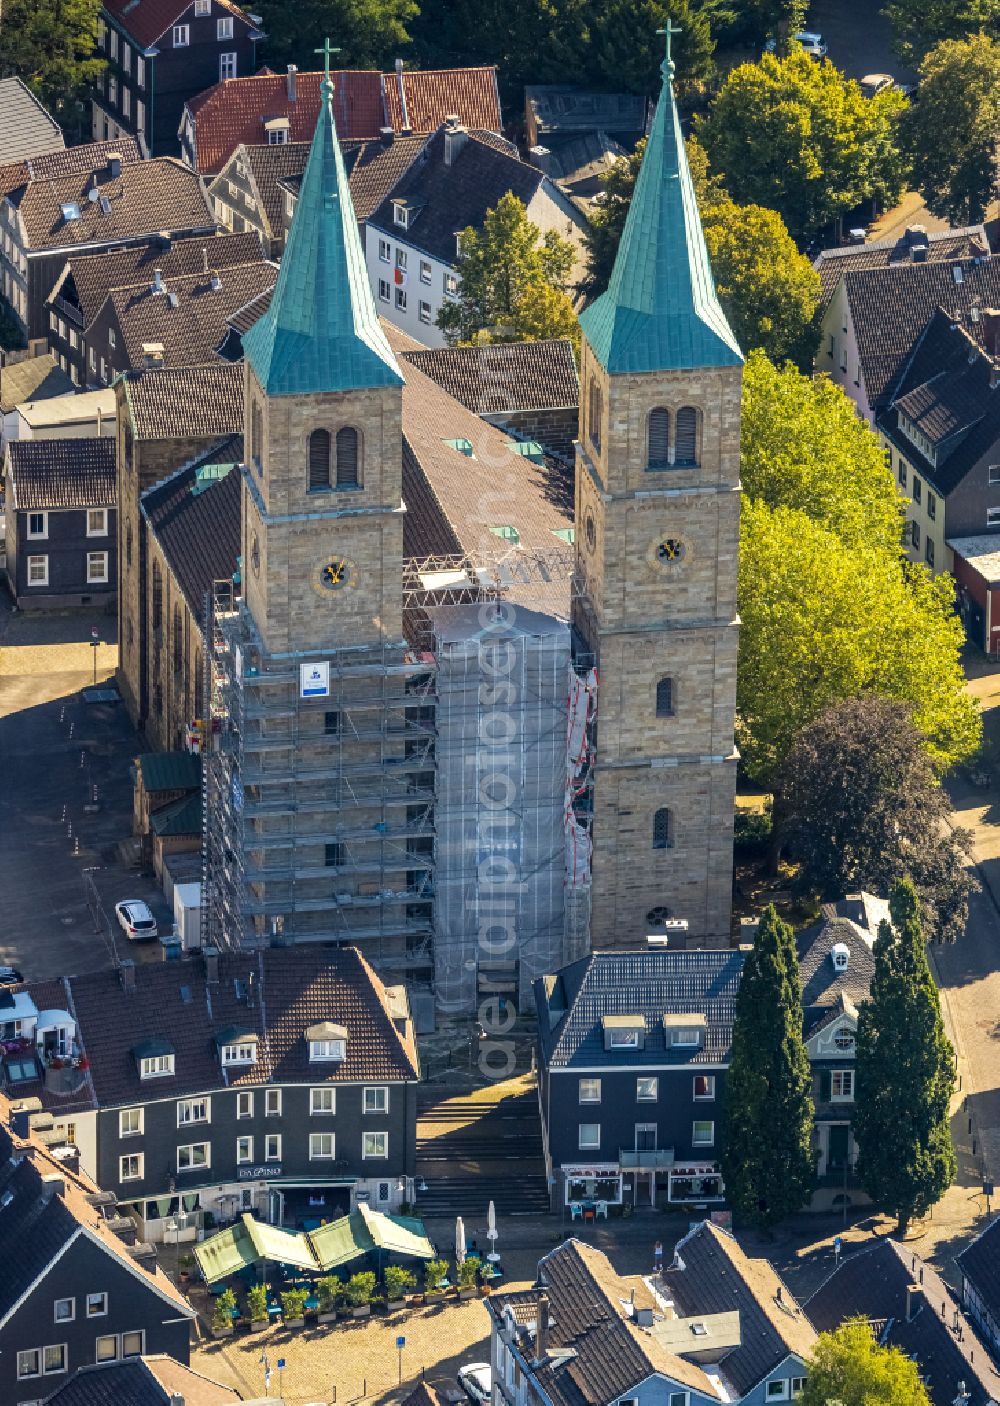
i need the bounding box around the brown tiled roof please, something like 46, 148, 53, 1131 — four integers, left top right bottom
895, 369, 985, 443
7, 436, 116, 511
842, 255, 1000, 411
0, 352, 74, 411
400, 1384, 444, 1406
369, 129, 544, 265
815, 224, 990, 305
382, 66, 502, 134
49, 231, 262, 326
664, 1222, 815, 1395
343, 133, 430, 220
142, 437, 243, 614
122, 361, 244, 440
17, 156, 215, 252
490, 1238, 715, 1406
1, 137, 143, 201
226, 285, 271, 336
807, 1239, 1000, 1406
103, 0, 255, 48
402, 340, 579, 414
42, 1355, 238, 1405
100, 259, 276, 369
57, 947, 419, 1108
227, 139, 310, 236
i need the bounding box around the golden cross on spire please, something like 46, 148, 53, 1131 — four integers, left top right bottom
656, 19, 682, 80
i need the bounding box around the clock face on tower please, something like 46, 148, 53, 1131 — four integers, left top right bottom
316, 558, 354, 593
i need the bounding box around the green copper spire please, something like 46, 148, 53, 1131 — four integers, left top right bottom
243, 54, 403, 396
579, 29, 742, 375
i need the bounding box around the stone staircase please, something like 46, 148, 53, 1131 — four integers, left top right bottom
414, 1078, 550, 1216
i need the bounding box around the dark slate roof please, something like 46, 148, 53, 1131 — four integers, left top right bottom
806, 1239, 1000, 1406
958, 1217, 1000, 1331
525, 85, 647, 139
51, 947, 420, 1108
401, 339, 579, 413
877, 309, 1000, 497
815, 224, 990, 306
221, 140, 310, 236
664, 1222, 816, 1396
489, 1238, 714, 1406
136, 752, 201, 794
257, 134, 432, 228
16, 156, 215, 252
536, 949, 745, 1070
141, 438, 243, 615
122, 362, 244, 440
843, 254, 1000, 411
104, 0, 253, 48
796, 915, 876, 1037
6, 437, 116, 511
48, 231, 263, 327
41, 1355, 239, 1405
368, 129, 546, 264
0, 77, 64, 165
0, 352, 74, 412
150, 791, 202, 837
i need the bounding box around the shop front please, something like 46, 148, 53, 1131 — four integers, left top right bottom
561, 1162, 623, 1208
666, 1162, 724, 1204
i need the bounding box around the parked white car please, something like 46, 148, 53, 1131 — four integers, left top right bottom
458, 1364, 492, 1406
766, 31, 827, 58
115, 899, 158, 941
860, 73, 895, 98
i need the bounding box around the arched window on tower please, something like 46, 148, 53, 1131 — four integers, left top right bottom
588, 379, 602, 453
675, 406, 700, 466
336, 427, 360, 487
655, 677, 674, 717
653, 807, 673, 850
308, 428, 331, 490
648, 408, 670, 469
151, 560, 162, 630
251, 401, 264, 476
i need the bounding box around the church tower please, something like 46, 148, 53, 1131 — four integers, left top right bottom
574, 35, 743, 948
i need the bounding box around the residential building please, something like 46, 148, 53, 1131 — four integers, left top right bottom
524, 85, 648, 209
957, 1215, 1000, 1365
806, 1238, 1000, 1406
0, 78, 65, 165
6, 388, 117, 449
0, 139, 217, 343
7, 944, 421, 1241
365, 120, 588, 348
0, 352, 74, 449
180, 63, 502, 175
4, 438, 116, 608
488, 1230, 815, 1406
41, 1356, 243, 1405
93, 0, 262, 157
44, 230, 262, 385
0, 1100, 194, 1406
950, 538, 1000, 656
534, 898, 885, 1213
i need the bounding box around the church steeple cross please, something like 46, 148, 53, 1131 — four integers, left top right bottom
315, 37, 341, 90
656, 20, 682, 80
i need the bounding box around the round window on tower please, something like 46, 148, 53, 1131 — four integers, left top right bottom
656, 538, 686, 565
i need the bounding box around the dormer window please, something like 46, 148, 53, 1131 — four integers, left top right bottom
134, 1037, 175, 1078
393, 201, 409, 228
609, 1029, 639, 1048
306, 1022, 348, 1062
663, 1014, 706, 1049
215, 1028, 258, 1066
222, 1042, 256, 1065
602, 1015, 645, 1051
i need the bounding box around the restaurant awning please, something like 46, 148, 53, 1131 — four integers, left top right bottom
310, 1212, 376, 1270
193, 1219, 258, 1284
359, 1202, 435, 1259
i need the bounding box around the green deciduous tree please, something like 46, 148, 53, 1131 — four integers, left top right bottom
698, 52, 908, 239
884, 0, 1000, 68
253, 0, 417, 70
741, 351, 903, 551
801, 1318, 933, 1406
904, 35, 1000, 226
780, 696, 973, 943
436, 192, 579, 347
721, 905, 815, 1228
853, 881, 957, 1236
0, 0, 104, 130
737, 500, 980, 784
584, 0, 715, 96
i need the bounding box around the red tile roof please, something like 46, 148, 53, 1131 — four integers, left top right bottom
186, 65, 503, 174
103, 0, 255, 49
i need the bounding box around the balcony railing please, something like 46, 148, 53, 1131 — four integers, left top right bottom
620, 1148, 675, 1170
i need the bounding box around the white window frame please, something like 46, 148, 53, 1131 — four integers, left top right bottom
43, 1344, 67, 1376
989, 464, 1000, 485
176, 1096, 210, 1126
363, 1130, 388, 1159
766, 1382, 789, 1402
194, 0, 211, 12
671, 1028, 702, 1048
578, 1078, 601, 1104
418, 300, 431, 324
172, 23, 190, 46
265, 1088, 281, 1116
791, 1380, 806, 1399
119, 1153, 142, 1181
395, 288, 407, 311
363, 1086, 389, 1114
219, 51, 237, 80
17, 1349, 42, 1380
265, 1132, 281, 1161
108, 328, 116, 349
119, 1107, 143, 1137
420, 258, 432, 284
669, 1394, 689, 1406
221, 1041, 256, 1066
309, 1131, 336, 1160
444, 271, 458, 297
310, 1087, 336, 1115
378, 278, 390, 302
86, 551, 109, 584
136, 56, 145, 87
236, 1090, 254, 1119
53, 1298, 75, 1323
177, 1141, 210, 1172
309, 1039, 345, 1062
26, 511, 47, 540
217, 15, 233, 37
109, 29, 118, 58
121, 43, 131, 72
86, 1292, 108, 1318
95, 1334, 117, 1362
120, 1330, 144, 1359
831, 1069, 854, 1101
578, 1123, 600, 1150
393, 203, 409, 228
988, 507, 1000, 528
396, 247, 407, 270
693, 1074, 716, 1101
121, 88, 130, 119
27, 554, 49, 586
236, 1135, 253, 1164
608, 1029, 639, 1048
636, 1076, 658, 1102
87, 508, 109, 537
378, 238, 391, 263
140, 1054, 173, 1078
692, 1120, 715, 1147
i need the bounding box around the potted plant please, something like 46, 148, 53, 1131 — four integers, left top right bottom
248, 1283, 269, 1331
457, 1257, 479, 1299
281, 1288, 308, 1328
316, 1275, 339, 1324
346, 1271, 376, 1319
178, 1253, 194, 1285
384, 1264, 415, 1310
212, 1288, 237, 1337
424, 1258, 449, 1298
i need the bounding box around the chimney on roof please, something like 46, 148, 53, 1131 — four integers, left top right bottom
906, 224, 928, 262
158, 230, 172, 251
202, 246, 209, 274
142, 343, 165, 368
204, 946, 219, 984
287, 64, 297, 102
130, 1241, 157, 1274
209, 272, 222, 291
107, 151, 122, 179
379, 125, 395, 145
529, 145, 552, 175
536, 1293, 550, 1361
395, 57, 412, 134
41, 1172, 65, 1199
152, 268, 164, 294
444, 116, 467, 167
119, 960, 136, 995
982, 308, 1000, 358
169, 1396, 185, 1406
906, 1284, 923, 1322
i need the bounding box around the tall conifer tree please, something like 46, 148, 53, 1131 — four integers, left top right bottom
854, 880, 956, 1236
721, 905, 815, 1228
